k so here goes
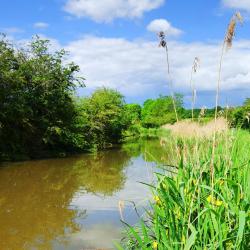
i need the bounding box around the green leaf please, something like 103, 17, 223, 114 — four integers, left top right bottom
236, 211, 246, 246
184, 225, 197, 250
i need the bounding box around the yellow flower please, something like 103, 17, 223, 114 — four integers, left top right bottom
154, 196, 161, 205
207, 194, 223, 206
207, 195, 212, 203
152, 241, 158, 249
215, 200, 223, 206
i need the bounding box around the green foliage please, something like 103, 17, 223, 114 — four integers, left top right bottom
122, 104, 142, 137
181, 107, 223, 120
0, 35, 131, 160
122, 130, 250, 249
124, 104, 141, 125
141, 94, 183, 128
77, 88, 126, 150
229, 98, 250, 130
0, 35, 84, 160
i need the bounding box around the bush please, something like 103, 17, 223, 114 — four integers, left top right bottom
229, 99, 250, 130
77, 88, 126, 150
0, 36, 85, 160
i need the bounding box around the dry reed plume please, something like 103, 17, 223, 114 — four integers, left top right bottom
190, 57, 200, 121
162, 118, 228, 138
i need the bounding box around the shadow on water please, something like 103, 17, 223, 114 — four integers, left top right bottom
0, 138, 171, 249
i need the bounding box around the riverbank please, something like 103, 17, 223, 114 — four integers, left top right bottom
120, 129, 250, 249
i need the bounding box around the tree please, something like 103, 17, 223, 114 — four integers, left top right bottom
123, 104, 141, 125
141, 94, 183, 128
0, 35, 85, 160
77, 88, 126, 149
230, 98, 250, 129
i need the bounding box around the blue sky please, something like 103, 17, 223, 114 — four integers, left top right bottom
1, 0, 250, 107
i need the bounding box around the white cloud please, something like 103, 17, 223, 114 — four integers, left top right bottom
223, 0, 250, 11
147, 19, 183, 37
34, 22, 49, 29
63, 0, 165, 22
64, 36, 250, 102
1, 27, 24, 34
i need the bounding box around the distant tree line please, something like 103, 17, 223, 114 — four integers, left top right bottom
0, 36, 248, 160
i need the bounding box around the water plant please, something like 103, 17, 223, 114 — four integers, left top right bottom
119, 130, 250, 249
118, 12, 249, 250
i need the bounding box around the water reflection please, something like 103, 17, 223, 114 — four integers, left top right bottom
0, 139, 166, 249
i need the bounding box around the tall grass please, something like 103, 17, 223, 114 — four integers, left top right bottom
117, 12, 249, 250
211, 11, 243, 197
118, 131, 250, 249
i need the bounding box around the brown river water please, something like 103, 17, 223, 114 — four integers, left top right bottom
0, 138, 171, 250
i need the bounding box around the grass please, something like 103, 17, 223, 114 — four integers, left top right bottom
117, 11, 249, 249
119, 129, 250, 249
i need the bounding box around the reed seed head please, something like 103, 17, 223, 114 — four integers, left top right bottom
235, 12, 243, 24
193, 57, 200, 73
225, 12, 244, 50
199, 106, 206, 118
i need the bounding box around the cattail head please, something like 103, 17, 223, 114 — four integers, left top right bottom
158, 31, 167, 48
225, 12, 244, 50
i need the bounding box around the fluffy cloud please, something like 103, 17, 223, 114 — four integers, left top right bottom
63, 0, 165, 22
64, 36, 250, 103
222, 0, 250, 11
34, 22, 49, 29
1, 27, 24, 34
147, 19, 182, 37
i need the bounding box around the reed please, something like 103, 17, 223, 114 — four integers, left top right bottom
211, 11, 244, 194
190, 57, 200, 122
158, 31, 179, 122
119, 130, 250, 249
119, 12, 249, 250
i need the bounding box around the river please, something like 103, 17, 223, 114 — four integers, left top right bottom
0, 138, 174, 250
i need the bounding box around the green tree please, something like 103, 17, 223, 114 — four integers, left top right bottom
141, 94, 183, 128
77, 88, 126, 149
230, 98, 250, 129
0, 35, 85, 160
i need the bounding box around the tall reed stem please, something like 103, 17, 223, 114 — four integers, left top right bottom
190, 57, 199, 122
190, 69, 194, 121
158, 31, 178, 122
165, 43, 179, 122
211, 11, 242, 192
211, 41, 226, 190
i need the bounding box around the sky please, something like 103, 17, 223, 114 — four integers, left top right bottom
1, 0, 250, 107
